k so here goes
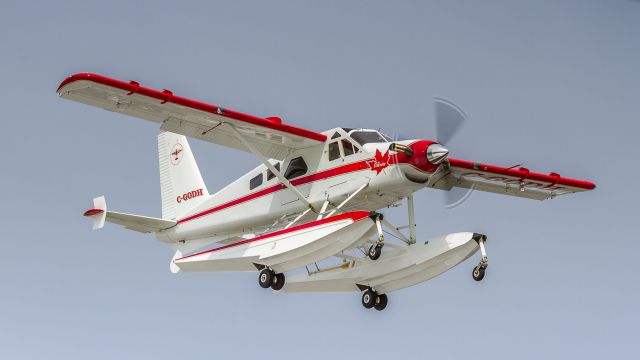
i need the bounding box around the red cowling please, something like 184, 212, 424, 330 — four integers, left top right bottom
396, 140, 440, 174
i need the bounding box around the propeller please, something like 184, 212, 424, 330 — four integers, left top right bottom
387, 97, 474, 209
433, 98, 475, 209
435, 97, 467, 145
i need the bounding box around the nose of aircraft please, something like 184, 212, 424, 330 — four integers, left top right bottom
426, 143, 449, 164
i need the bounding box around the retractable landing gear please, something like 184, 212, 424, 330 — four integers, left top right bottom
361, 288, 388, 311
258, 268, 286, 290
472, 234, 488, 281
368, 213, 385, 260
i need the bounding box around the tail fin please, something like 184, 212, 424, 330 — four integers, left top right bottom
158, 131, 209, 220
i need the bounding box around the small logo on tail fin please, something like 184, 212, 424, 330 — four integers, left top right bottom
170, 143, 184, 165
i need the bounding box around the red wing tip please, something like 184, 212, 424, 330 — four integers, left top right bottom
57, 72, 101, 93
83, 209, 104, 217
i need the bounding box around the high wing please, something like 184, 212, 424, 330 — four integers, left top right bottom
57, 73, 327, 159
428, 158, 596, 200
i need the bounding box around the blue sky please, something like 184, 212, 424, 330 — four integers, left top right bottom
1, 1, 638, 359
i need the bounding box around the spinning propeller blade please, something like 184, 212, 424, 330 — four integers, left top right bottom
434, 98, 474, 209
435, 97, 466, 145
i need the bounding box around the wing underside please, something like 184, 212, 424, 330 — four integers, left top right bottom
428, 158, 596, 200
57, 73, 327, 159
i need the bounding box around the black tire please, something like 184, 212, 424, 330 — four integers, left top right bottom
472, 266, 485, 281
259, 268, 274, 288
368, 244, 382, 260
271, 273, 286, 291
362, 289, 376, 309
374, 293, 388, 311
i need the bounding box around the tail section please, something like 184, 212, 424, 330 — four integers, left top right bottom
158, 131, 209, 220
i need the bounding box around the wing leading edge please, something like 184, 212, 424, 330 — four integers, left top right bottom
57, 73, 327, 159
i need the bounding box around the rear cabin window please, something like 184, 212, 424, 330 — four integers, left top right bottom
266, 162, 280, 181
328, 142, 341, 161
249, 173, 263, 190
284, 157, 308, 180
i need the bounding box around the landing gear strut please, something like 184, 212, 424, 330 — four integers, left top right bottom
472, 234, 488, 281
258, 268, 286, 290
361, 288, 388, 311
368, 213, 385, 260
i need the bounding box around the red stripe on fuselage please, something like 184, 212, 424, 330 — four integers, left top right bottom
177, 158, 380, 224
175, 211, 371, 261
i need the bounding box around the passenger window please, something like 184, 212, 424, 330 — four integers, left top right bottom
266, 162, 280, 181
342, 140, 356, 156
284, 157, 308, 180
328, 142, 341, 161
249, 173, 263, 190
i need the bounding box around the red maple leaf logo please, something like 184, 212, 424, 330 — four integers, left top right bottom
367, 149, 390, 175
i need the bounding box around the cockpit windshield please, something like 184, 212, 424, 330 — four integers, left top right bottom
349, 131, 390, 145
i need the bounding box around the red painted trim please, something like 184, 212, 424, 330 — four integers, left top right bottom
448, 158, 596, 190
177, 158, 374, 224
83, 209, 104, 216
57, 73, 327, 143
177, 147, 434, 224
175, 211, 371, 261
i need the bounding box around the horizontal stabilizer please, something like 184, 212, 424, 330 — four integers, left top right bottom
84, 196, 176, 233
104, 211, 177, 233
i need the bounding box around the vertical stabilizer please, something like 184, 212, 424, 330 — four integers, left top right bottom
158, 131, 209, 220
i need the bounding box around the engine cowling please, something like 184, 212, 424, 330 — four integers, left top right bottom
394, 140, 449, 182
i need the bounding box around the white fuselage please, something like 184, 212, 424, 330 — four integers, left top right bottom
157, 129, 437, 244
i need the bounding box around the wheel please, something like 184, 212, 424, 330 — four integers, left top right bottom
361, 289, 376, 309
368, 244, 382, 260
258, 268, 274, 288
472, 266, 485, 281
374, 293, 388, 311
271, 273, 285, 291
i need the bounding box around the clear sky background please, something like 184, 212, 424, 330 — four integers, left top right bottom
1, 1, 638, 359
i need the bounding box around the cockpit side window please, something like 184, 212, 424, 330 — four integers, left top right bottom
284, 157, 308, 180
328, 141, 341, 161
350, 131, 388, 146
341, 139, 357, 156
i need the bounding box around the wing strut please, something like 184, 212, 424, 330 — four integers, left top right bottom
324, 183, 369, 218
226, 124, 319, 213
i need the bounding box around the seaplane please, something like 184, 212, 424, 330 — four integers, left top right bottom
58, 73, 596, 311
